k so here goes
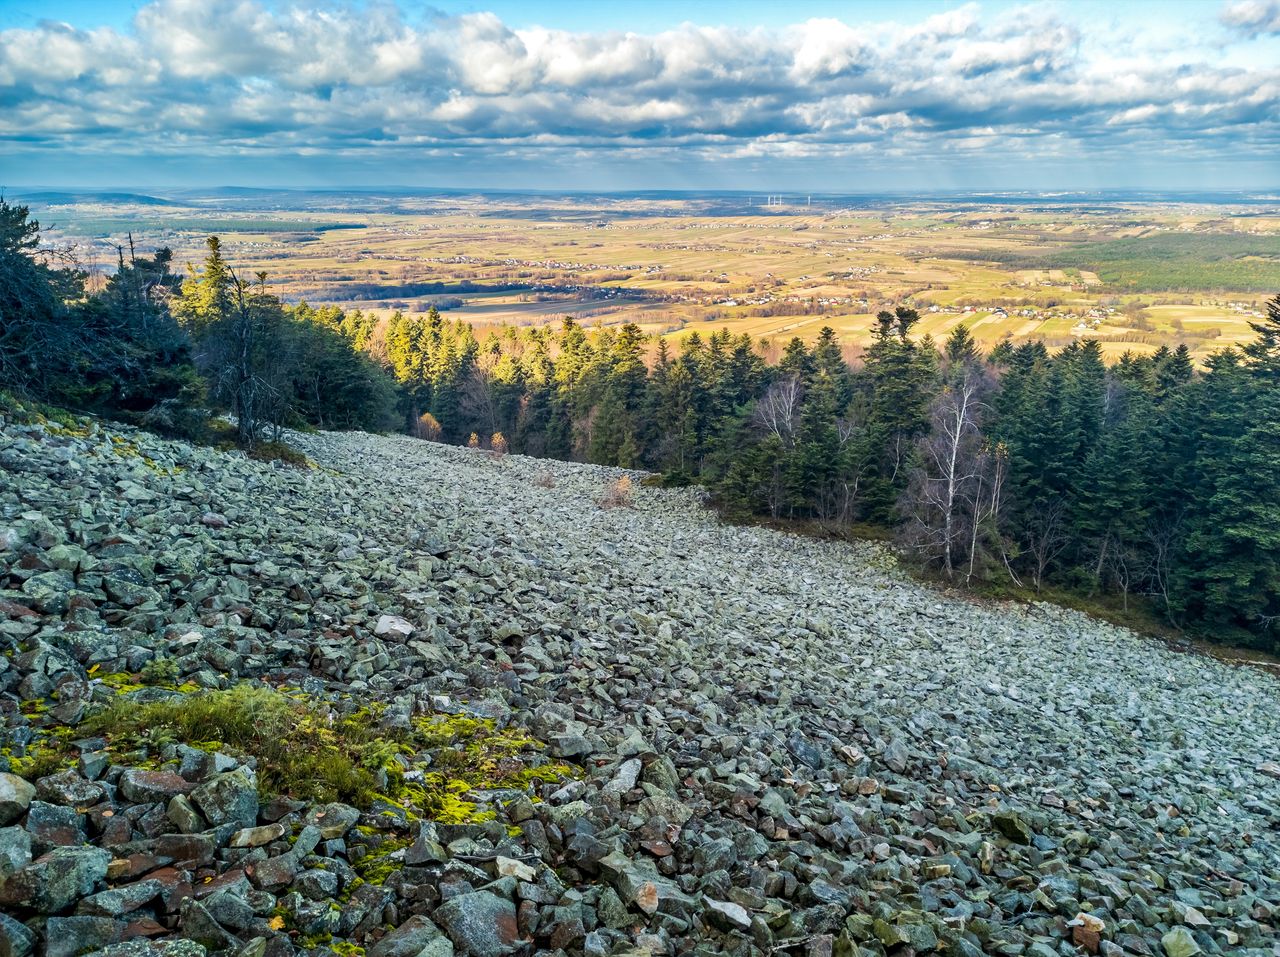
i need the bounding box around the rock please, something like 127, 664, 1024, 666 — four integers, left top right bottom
83, 940, 207, 957
301, 803, 360, 840
0, 845, 111, 912
0, 826, 32, 878
119, 771, 193, 804
25, 801, 85, 851
404, 823, 447, 866
432, 891, 520, 957
705, 899, 752, 932
1070, 912, 1105, 954
494, 856, 535, 882
598, 851, 662, 916
76, 879, 165, 917
44, 916, 124, 957
0, 912, 36, 957
368, 915, 455, 957
228, 823, 286, 848
1161, 927, 1202, 957
0, 774, 35, 826
189, 770, 256, 829
247, 853, 296, 891
35, 771, 106, 808
20, 571, 75, 615
992, 810, 1033, 845
166, 796, 206, 834
375, 615, 415, 638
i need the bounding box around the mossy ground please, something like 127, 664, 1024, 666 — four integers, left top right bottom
70, 683, 572, 823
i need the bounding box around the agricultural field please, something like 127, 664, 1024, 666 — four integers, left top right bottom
23, 188, 1280, 361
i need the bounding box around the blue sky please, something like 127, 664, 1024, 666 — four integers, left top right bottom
1, 0, 1278, 191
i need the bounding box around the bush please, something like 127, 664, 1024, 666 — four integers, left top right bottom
416, 412, 442, 441
247, 440, 310, 467
599, 475, 634, 509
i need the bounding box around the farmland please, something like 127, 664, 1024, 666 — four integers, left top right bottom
24, 188, 1280, 361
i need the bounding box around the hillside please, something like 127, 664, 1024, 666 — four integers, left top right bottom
1, 412, 1278, 957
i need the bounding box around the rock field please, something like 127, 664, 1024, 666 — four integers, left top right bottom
1, 411, 1278, 957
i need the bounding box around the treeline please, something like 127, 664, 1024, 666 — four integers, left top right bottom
1, 202, 400, 449
353, 295, 1280, 651
5, 202, 1279, 649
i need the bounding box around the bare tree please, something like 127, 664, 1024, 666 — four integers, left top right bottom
900, 368, 991, 579
1023, 496, 1070, 592
1143, 508, 1185, 621
754, 375, 802, 447
460, 351, 501, 437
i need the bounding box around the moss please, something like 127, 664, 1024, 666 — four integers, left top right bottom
248, 440, 312, 468
97, 671, 146, 694
352, 835, 413, 885
74, 683, 573, 823
4, 741, 75, 779
81, 683, 405, 806
140, 657, 181, 686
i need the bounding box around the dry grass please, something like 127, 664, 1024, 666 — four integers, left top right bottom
598, 475, 634, 509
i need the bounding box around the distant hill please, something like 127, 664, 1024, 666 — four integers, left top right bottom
16, 191, 179, 206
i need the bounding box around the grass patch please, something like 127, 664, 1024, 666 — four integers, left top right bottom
80, 684, 408, 805
74, 684, 572, 820
247, 440, 311, 467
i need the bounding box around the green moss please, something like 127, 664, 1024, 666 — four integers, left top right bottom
352, 835, 413, 885
4, 741, 75, 779
81, 683, 404, 806
74, 684, 573, 823
97, 672, 146, 694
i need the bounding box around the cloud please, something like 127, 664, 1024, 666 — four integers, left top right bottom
0, 0, 1276, 179
1221, 0, 1280, 35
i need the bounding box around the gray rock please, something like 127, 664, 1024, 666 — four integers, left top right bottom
82, 941, 207, 957
0, 845, 111, 912
75, 879, 164, 917
118, 770, 193, 804
0, 912, 36, 957
189, 770, 257, 829
0, 826, 32, 878
432, 891, 520, 957
0, 774, 35, 826
228, 823, 286, 848
368, 915, 455, 957
44, 917, 123, 957
35, 771, 106, 808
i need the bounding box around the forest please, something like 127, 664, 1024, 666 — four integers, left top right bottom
4, 199, 1279, 651
987, 232, 1280, 292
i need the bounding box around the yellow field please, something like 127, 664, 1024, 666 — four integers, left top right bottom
41, 193, 1277, 363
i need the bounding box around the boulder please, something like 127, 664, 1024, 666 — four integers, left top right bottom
432, 891, 520, 957
189, 770, 257, 829
368, 915, 454, 957
0, 845, 112, 912
0, 774, 35, 826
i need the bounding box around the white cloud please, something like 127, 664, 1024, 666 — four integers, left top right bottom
0, 0, 1275, 173
1221, 0, 1280, 35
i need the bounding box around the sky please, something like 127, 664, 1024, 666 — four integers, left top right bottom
1, 0, 1278, 192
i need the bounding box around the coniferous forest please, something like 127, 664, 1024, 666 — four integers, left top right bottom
4, 201, 1280, 651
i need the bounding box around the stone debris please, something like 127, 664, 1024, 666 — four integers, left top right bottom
1, 412, 1278, 956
